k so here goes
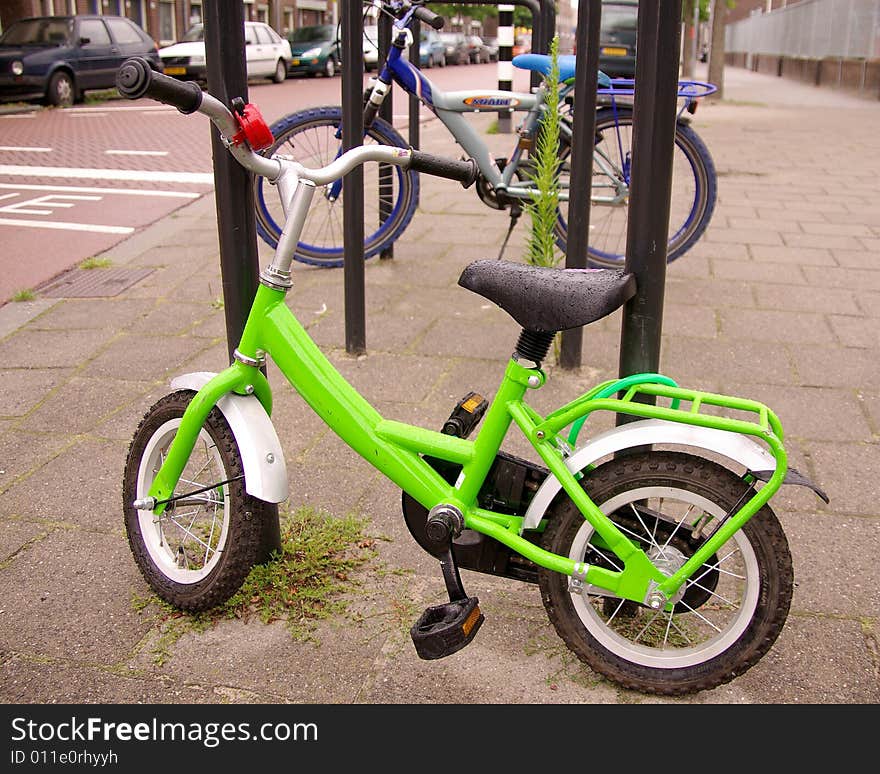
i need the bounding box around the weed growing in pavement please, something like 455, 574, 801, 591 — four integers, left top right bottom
523, 34, 562, 272
11, 289, 35, 302
79, 257, 112, 269
132, 505, 382, 664
523, 35, 564, 363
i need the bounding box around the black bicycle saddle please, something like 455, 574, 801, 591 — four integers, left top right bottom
458, 259, 636, 333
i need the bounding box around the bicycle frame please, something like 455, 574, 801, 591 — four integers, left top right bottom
363, 11, 716, 210
145, 142, 791, 609
369, 18, 565, 201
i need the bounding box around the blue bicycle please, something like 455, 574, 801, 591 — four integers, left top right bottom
254, 0, 717, 268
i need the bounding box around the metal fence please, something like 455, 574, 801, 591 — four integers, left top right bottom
726, 0, 880, 59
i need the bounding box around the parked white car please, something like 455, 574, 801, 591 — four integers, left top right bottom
362, 25, 380, 70
159, 21, 291, 84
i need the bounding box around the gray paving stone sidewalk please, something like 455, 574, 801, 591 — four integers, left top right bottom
0, 66, 877, 705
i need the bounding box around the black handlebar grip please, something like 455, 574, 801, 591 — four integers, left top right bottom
413, 6, 445, 30
409, 150, 478, 188
116, 57, 203, 115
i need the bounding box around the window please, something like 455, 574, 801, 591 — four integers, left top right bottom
245, 25, 259, 46
254, 25, 271, 45
158, 0, 176, 45
79, 19, 111, 46
188, 2, 203, 27
106, 18, 144, 45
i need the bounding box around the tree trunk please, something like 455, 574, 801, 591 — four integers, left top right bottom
682, 0, 695, 78
707, 0, 726, 99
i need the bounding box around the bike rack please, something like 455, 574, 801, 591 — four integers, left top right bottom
558, 0, 602, 369
203, 0, 281, 557
207, 0, 684, 417
616, 1, 684, 417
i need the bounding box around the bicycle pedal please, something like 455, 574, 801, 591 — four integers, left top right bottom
410, 596, 484, 660
441, 391, 488, 438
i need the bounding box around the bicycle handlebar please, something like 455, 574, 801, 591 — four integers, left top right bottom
413, 5, 444, 29
114, 57, 476, 190
411, 150, 476, 187
116, 57, 203, 114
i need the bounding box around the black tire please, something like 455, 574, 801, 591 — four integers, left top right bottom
555, 107, 717, 268
254, 106, 419, 266
122, 391, 264, 612
273, 59, 287, 83
537, 451, 793, 695
46, 70, 75, 107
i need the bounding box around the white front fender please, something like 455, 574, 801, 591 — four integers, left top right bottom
171, 372, 289, 504
521, 418, 777, 531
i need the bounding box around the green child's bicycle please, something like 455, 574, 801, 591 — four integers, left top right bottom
116, 59, 827, 696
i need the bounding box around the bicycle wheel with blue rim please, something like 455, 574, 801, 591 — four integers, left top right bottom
254, 106, 419, 267
555, 107, 717, 268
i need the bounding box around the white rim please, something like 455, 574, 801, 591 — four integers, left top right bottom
569, 486, 760, 669
136, 418, 230, 584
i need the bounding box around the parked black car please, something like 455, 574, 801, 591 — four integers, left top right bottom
598, 0, 638, 78
0, 15, 162, 107
437, 32, 469, 65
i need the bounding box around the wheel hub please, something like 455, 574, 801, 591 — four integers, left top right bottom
647, 544, 688, 604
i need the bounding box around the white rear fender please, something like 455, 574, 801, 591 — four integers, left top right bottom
171, 372, 289, 504
522, 418, 778, 532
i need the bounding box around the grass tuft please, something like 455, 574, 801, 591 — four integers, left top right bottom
79, 257, 112, 269
133, 505, 380, 664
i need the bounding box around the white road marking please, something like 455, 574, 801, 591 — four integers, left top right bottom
0, 193, 101, 216
105, 149, 169, 157
0, 183, 200, 198
0, 146, 53, 153
62, 105, 178, 113
0, 217, 133, 234
0, 165, 213, 185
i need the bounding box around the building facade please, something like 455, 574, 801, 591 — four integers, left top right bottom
0, 1, 574, 52
0, 1, 338, 46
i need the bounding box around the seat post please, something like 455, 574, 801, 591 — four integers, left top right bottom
515, 329, 555, 366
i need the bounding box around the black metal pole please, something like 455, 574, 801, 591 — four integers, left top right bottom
341, 0, 366, 354
378, 11, 394, 261
204, 0, 280, 557
559, 0, 602, 370
408, 19, 421, 150
617, 2, 683, 412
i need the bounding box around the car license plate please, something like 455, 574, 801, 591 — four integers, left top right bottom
164, 66, 186, 75
601, 47, 628, 57
292, 59, 300, 66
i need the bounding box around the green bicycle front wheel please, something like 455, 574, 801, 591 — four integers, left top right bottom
122, 391, 264, 612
